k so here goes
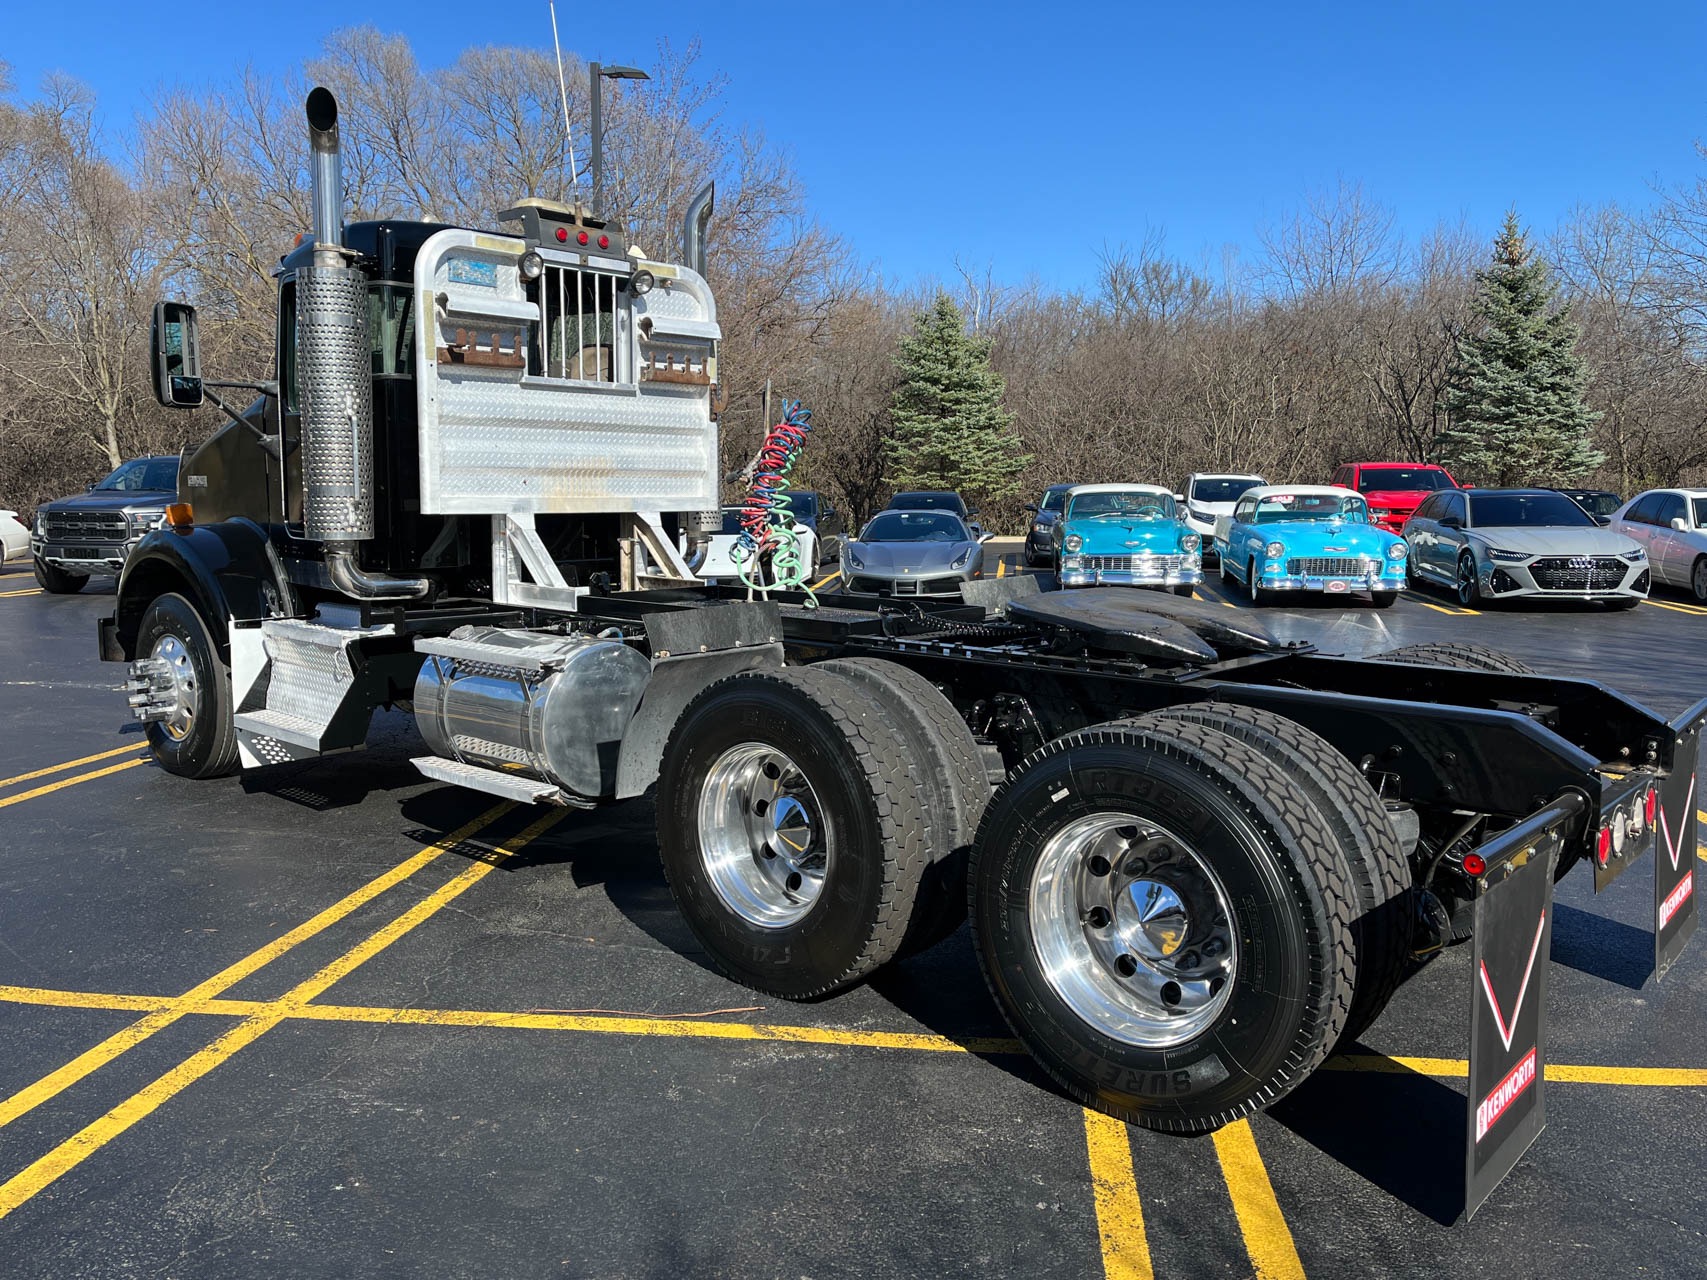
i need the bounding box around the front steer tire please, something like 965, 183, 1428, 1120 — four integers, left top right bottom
136, 592, 239, 779
969, 718, 1356, 1133
656, 667, 933, 1000
33, 557, 87, 594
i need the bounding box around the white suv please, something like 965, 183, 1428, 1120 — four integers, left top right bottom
1176, 474, 1266, 556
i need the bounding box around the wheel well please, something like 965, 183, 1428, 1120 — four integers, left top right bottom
117, 561, 225, 661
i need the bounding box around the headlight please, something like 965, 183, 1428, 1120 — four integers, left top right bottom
1032, 522, 1050, 534
1622, 548, 1647, 561
1065, 534, 1083, 552
1180, 533, 1201, 553
1265, 541, 1285, 558
1485, 548, 1529, 562
135, 510, 167, 531
1386, 542, 1407, 560
34, 512, 45, 535
950, 546, 975, 569
844, 547, 864, 570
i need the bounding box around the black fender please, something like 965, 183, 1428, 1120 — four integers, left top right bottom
102, 518, 295, 662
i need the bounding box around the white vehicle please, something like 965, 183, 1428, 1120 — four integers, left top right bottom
1610, 489, 1707, 603
0, 510, 29, 565
1176, 474, 1266, 555
694, 507, 818, 585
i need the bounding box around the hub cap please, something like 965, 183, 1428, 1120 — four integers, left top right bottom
150, 634, 199, 741
1030, 813, 1237, 1048
698, 744, 830, 928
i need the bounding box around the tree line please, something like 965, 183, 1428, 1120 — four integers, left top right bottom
2, 32, 1706, 538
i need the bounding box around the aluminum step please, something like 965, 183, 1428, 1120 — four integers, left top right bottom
233, 708, 328, 751
411, 756, 587, 807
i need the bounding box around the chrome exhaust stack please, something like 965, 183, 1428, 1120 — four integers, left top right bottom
683, 182, 715, 277
299, 88, 428, 600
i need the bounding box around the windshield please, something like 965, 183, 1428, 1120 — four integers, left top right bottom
719, 508, 745, 535
889, 492, 965, 514
787, 491, 820, 523
1040, 489, 1067, 513
96, 458, 178, 492
1249, 493, 1367, 523
1068, 491, 1176, 520
1190, 478, 1262, 504
1356, 467, 1452, 493
861, 511, 969, 542
1470, 493, 1593, 528
1566, 491, 1621, 516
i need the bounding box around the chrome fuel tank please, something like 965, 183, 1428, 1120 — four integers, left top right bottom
413, 627, 651, 801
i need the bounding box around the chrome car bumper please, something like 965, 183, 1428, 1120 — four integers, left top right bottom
1059, 557, 1204, 589
1255, 569, 1405, 595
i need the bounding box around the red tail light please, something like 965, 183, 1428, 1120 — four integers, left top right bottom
1463, 853, 1487, 877
1646, 788, 1658, 823
1596, 825, 1613, 865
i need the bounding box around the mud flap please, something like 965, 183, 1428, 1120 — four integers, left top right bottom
1654, 715, 1700, 981
1465, 803, 1566, 1221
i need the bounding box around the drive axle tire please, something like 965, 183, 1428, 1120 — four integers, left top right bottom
1143, 703, 1412, 1046
1372, 641, 1533, 674
136, 592, 239, 779
969, 718, 1355, 1133
1370, 590, 1399, 609
816, 657, 991, 955
656, 667, 932, 999
33, 557, 87, 594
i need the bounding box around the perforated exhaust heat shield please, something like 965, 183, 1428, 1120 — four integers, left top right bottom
298, 264, 374, 542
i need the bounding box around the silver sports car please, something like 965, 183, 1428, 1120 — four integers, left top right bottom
1404, 487, 1649, 607
841, 509, 986, 596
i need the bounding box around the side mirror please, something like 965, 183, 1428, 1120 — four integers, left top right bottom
151, 300, 204, 408
1024, 503, 1037, 513
1672, 517, 1690, 532
1174, 492, 1186, 502
1439, 515, 1462, 529
85, 482, 97, 492
966, 509, 980, 519
978, 532, 995, 543
1595, 515, 1613, 527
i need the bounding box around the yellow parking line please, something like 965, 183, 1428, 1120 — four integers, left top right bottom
1322, 1054, 1707, 1087
1404, 593, 1472, 616
0, 805, 560, 1221
1645, 599, 1707, 616
0, 802, 512, 1134
1083, 1110, 1152, 1280
0, 744, 146, 791
0, 757, 150, 810
809, 570, 840, 591
1212, 1120, 1307, 1280
0, 588, 43, 598
997, 558, 1007, 578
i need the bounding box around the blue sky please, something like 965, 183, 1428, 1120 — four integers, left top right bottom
7, 1, 1705, 292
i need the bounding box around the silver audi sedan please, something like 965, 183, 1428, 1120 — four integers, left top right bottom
1609, 488, 1707, 604
1404, 488, 1649, 608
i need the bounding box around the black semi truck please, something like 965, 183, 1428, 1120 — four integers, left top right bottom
102, 88, 1700, 1211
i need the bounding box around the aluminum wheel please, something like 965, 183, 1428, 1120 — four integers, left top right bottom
1456, 554, 1479, 606
1692, 556, 1707, 603
1030, 813, 1237, 1048
697, 743, 831, 928
150, 633, 199, 742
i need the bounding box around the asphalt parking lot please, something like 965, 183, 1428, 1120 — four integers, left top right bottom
3, 554, 1706, 1278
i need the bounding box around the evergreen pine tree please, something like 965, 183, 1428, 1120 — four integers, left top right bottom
1439, 211, 1602, 486
885, 294, 1030, 505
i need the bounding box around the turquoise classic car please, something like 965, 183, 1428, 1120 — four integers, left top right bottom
1053, 483, 1203, 594
1215, 485, 1406, 607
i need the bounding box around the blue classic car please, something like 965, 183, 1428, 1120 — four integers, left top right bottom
1216, 485, 1406, 606
1053, 483, 1203, 594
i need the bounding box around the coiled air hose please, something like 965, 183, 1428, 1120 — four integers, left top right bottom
732, 400, 817, 605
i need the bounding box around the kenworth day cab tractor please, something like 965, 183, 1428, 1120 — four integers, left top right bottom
105, 88, 1701, 1216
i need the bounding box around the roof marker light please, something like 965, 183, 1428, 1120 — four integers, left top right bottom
577, 230, 590, 246
555, 227, 568, 242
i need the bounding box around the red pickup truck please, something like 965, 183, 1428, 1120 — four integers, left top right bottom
1329, 462, 1459, 533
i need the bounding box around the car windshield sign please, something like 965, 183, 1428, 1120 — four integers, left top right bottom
1070, 491, 1176, 520
862, 511, 967, 542
1191, 478, 1261, 503
1470, 493, 1592, 528
1358, 468, 1450, 493
1253, 493, 1365, 523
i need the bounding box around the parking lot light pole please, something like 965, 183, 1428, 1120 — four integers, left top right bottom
589, 62, 650, 220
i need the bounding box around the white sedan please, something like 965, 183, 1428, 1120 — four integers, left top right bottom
0, 510, 29, 565
1610, 489, 1707, 603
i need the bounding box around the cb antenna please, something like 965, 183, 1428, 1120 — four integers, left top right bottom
548, 2, 578, 189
